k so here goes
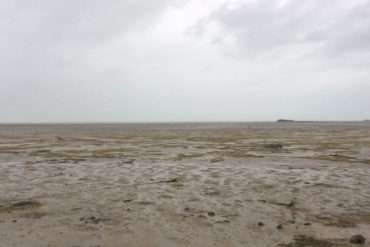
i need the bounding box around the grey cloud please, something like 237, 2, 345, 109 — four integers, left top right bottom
0, 0, 174, 119
194, 0, 370, 59
1, 0, 173, 43
0, 0, 174, 72
0, 0, 369, 122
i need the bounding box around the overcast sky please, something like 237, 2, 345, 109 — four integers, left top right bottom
1, 0, 369, 122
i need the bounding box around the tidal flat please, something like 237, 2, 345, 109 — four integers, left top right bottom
0, 122, 369, 247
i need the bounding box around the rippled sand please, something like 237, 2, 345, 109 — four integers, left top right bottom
0, 122, 369, 247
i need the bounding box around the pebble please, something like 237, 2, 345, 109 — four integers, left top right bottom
208, 211, 215, 216
350, 235, 366, 244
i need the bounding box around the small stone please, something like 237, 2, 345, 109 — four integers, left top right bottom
12, 220, 17, 223
277, 224, 283, 229
303, 222, 311, 226
207, 211, 215, 216
264, 143, 283, 149
350, 235, 366, 244
287, 201, 295, 208
258, 222, 264, 227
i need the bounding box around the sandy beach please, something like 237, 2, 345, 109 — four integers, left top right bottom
0, 122, 369, 247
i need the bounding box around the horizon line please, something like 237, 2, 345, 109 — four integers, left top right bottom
0, 120, 368, 125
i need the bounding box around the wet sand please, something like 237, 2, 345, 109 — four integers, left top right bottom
0, 122, 369, 247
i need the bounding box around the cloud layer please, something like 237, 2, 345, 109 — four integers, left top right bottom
1, 0, 369, 122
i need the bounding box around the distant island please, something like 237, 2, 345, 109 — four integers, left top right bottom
277, 119, 294, 122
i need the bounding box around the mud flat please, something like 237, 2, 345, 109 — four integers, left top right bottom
0, 122, 369, 247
